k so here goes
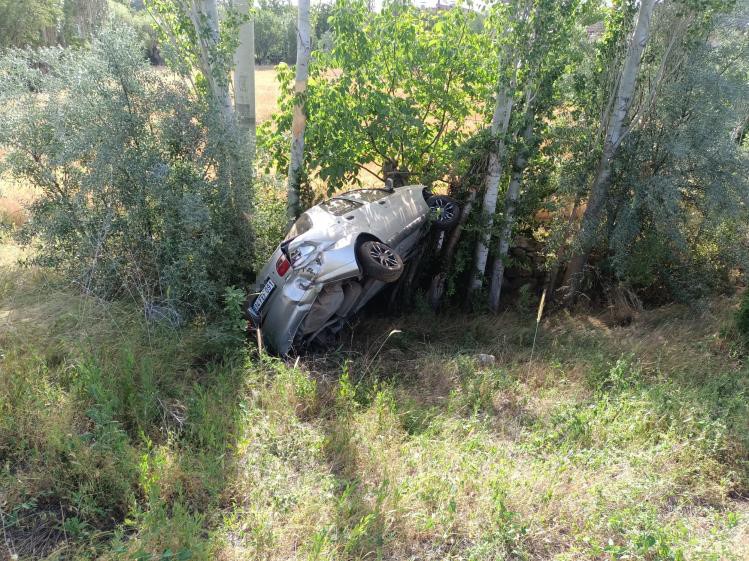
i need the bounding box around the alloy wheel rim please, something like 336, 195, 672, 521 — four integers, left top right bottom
431, 198, 456, 222
369, 243, 399, 269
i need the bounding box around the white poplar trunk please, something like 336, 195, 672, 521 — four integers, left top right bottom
233, 0, 256, 153
470, 71, 516, 292
564, 0, 656, 296
488, 107, 534, 313
188, 0, 235, 129
287, 0, 312, 222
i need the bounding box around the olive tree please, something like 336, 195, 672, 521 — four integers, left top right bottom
0, 27, 253, 319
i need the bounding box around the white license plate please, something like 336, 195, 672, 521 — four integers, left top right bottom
250, 278, 276, 316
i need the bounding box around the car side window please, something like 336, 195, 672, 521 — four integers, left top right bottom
319, 198, 360, 216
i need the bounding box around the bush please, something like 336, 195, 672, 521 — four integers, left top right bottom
249, 170, 288, 272
0, 26, 253, 320
737, 290, 749, 339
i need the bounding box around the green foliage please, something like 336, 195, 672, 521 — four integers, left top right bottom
146, 0, 246, 97
541, 0, 748, 302
108, 0, 162, 62
0, 0, 61, 48
737, 290, 749, 339
261, 0, 492, 195
249, 170, 288, 272
606, 15, 749, 300
0, 26, 253, 319
203, 286, 249, 354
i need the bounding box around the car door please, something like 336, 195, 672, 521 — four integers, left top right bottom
337, 189, 402, 245
380, 186, 429, 244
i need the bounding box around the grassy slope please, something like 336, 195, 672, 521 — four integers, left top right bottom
1, 233, 748, 561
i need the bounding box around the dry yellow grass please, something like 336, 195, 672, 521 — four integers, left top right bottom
255, 65, 280, 124
0, 171, 36, 228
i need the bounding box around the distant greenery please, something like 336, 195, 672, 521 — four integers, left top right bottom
0, 0, 158, 61
0, 0, 61, 48
253, 0, 333, 65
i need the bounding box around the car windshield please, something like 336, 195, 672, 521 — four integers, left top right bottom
284, 212, 313, 241
319, 198, 361, 216
338, 189, 389, 203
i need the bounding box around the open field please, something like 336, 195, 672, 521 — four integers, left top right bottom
1, 224, 748, 559
255, 65, 280, 124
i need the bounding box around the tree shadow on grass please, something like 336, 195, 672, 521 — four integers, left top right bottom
0, 323, 251, 560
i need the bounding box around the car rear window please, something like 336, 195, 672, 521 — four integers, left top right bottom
284, 212, 313, 240
339, 189, 389, 203
319, 198, 360, 216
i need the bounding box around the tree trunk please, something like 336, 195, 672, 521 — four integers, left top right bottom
188, 0, 235, 130
287, 0, 312, 223
488, 106, 534, 313
732, 112, 748, 145
426, 186, 477, 309
233, 0, 256, 154
470, 70, 517, 293
563, 0, 655, 300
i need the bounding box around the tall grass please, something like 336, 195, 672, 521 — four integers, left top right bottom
1, 246, 747, 559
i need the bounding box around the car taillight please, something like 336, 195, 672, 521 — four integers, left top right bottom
276, 254, 291, 276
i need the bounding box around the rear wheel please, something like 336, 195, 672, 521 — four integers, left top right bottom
427, 195, 460, 230
358, 241, 404, 283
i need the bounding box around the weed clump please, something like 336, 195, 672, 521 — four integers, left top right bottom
736, 290, 749, 340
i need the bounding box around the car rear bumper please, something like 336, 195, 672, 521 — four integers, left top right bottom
248, 277, 317, 354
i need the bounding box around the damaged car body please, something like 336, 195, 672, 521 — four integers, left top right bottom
247, 184, 460, 355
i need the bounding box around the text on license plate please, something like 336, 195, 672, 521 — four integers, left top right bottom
251, 278, 276, 316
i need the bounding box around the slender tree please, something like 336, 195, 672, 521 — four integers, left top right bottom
287, 0, 312, 222
188, 0, 235, 129
234, 0, 256, 150
487, 0, 582, 312
489, 100, 534, 312
469, 1, 528, 296
562, 0, 656, 299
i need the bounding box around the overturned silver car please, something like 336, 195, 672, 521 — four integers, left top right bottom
247, 184, 460, 355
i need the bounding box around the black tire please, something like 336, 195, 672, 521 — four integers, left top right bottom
427, 195, 460, 230
357, 241, 404, 283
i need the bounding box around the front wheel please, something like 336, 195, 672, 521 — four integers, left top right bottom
427, 195, 460, 230
357, 241, 404, 283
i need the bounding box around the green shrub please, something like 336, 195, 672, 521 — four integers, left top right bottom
737, 290, 749, 339
249, 170, 288, 273
0, 26, 253, 320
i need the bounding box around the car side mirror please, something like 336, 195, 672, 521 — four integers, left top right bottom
384, 177, 394, 192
